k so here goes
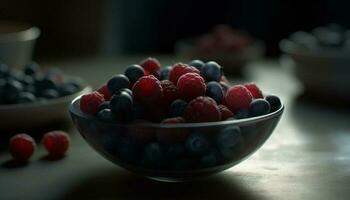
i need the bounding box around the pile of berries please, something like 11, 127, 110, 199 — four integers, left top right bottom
80, 57, 281, 123
0, 62, 82, 105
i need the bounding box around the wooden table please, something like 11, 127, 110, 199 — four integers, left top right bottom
1, 56, 349, 200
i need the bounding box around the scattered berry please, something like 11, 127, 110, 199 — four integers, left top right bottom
124, 64, 145, 83
206, 81, 224, 103
132, 75, 162, 104
177, 73, 206, 101
169, 99, 188, 117
225, 85, 253, 113
140, 57, 161, 75
201, 61, 222, 82
107, 74, 130, 94
42, 130, 70, 158
218, 104, 234, 120
189, 59, 205, 71
24, 62, 40, 76
9, 134, 36, 161
249, 99, 271, 117
244, 83, 263, 99
80, 91, 105, 115
169, 63, 200, 84
97, 84, 112, 101
265, 95, 281, 112
184, 96, 221, 122
160, 80, 178, 105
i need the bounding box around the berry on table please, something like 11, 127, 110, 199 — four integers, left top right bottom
177, 73, 206, 101
97, 84, 112, 101
206, 81, 224, 103
124, 64, 145, 83
24, 62, 40, 76
16, 92, 36, 103
169, 99, 188, 117
140, 57, 161, 75
184, 96, 221, 122
201, 61, 222, 82
265, 95, 281, 112
41, 89, 59, 99
249, 99, 271, 117
42, 130, 70, 158
132, 75, 162, 104
160, 80, 178, 105
189, 59, 205, 71
225, 85, 253, 113
244, 83, 263, 99
107, 74, 130, 94
3, 80, 23, 103
168, 63, 200, 84
80, 91, 105, 115
9, 134, 36, 162
218, 104, 234, 120
185, 133, 210, 156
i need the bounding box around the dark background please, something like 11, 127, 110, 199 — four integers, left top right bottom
0, 0, 348, 58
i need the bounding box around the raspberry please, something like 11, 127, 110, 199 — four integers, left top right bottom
160, 80, 178, 105
97, 84, 112, 101
184, 96, 221, 122
177, 73, 206, 101
42, 130, 70, 158
169, 63, 200, 84
132, 75, 162, 104
218, 104, 234, 120
140, 57, 161, 75
9, 134, 36, 161
157, 117, 187, 144
244, 83, 263, 99
225, 85, 253, 113
80, 92, 105, 115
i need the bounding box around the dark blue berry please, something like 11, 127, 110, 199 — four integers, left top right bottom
110, 91, 133, 122
65, 79, 82, 90
116, 137, 138, 163
124, 64, 145, 83
200, 149, 219, 168
164, 143, 185, 159
235, 109, 249, 119
16, 92, 36, 103
206, 81, 224, 103
98, 101, 110, 110
185, 133, 210, 156
59, 84, 78, 96
265, 95, 281, 112
169, 99, 187, 117
97, 108, 115, 122
20, 75, 34, 86
119, 88, 133, 98
35, 77, 57, 92
201, 61, 222, 82
143, 142, 163, 166
3, 80, 23, 103
107, 74, 130, 94
41, 89, 59, 99
189, 59, 205, 71
24, 62, 40, 76
249, 99, 271, 117
217, 126, 243, 161
220, 82, 230, 93
160, 66, 171, 80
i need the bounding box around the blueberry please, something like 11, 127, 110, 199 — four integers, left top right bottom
235, 109, 249, 119
249, 99, 271, 117
59, 84, 78, 96
65, 79, 82, 90
20, 75, 34, 86
16, 92, 36, 103
200, 149, 219, 168
119, 88, 133, 98
41, 89, 59, 99
97, 108, 115, 122
110, 91, 133, 122
265, 95, 281, 112
217, 126, 243, 161
143, 142, 163, 167
124, 64, 144, 83
164, 143, 185, 159
169, 99, 187, 117
185, 133, 210, 156
2, 80, 23, 103
98, 101, 111, 110
206, 81, 224, 103
24, 62, 40, 76
220, 82, 230, 93
116, 137, 139, 163
35, 77, 57, 92
107, 74, 130, 94
201, 61, 222, 82
160, 66, 171, 80
189, 59, 205, 71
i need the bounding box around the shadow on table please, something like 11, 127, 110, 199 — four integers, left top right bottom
62, 169, 263, 200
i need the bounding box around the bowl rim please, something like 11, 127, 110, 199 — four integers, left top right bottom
69, 95, 284, 129
0, 21, 41, 43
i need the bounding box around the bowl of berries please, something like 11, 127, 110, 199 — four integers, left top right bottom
0, 62, 91, 130
69, 58, 284, 181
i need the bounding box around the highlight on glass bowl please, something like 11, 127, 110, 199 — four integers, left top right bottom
175, 25, 265, 76
279, 23, 350, 100
69, 57, 284, 181
0, 61, 91, 130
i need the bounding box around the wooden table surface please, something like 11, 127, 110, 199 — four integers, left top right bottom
1, 56, 349, 200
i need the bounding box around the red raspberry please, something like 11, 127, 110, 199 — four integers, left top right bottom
184, 96, 221, 122
157, 117, 187, 143
169, 63, 200, 84
218, 104, 234, 120
97, 84, 112, 101
177, 73, 206, 101
225, 85, 253, 113
80, 92, 105, 115
9, 134, 36, 161
244, 82, 263, 99
132, 75, 162, 104
160, 80, 178, 105
42, 130, 70, 158
140, 57, 161, 75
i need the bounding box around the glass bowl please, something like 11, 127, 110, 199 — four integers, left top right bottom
69, 96, 284, 182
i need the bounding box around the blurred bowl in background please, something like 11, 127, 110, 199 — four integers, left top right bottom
0, 21, 40, 68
